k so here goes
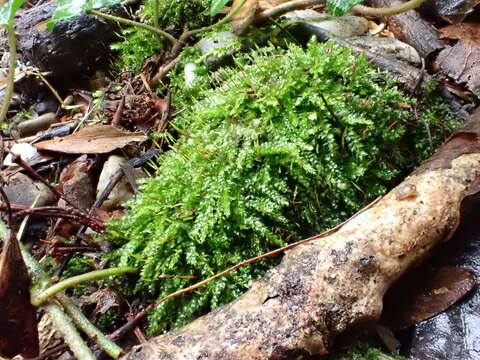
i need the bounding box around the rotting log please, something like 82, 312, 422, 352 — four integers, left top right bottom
365, 0, 446, 59
123, 108, 480, 360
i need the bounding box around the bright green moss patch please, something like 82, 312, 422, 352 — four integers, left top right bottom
107, 40, 459, 334
145, 0, 215, 29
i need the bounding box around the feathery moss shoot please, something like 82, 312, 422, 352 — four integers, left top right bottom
107, 40, 459, 334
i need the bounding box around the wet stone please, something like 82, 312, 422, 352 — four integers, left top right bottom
405, 212, 480, 359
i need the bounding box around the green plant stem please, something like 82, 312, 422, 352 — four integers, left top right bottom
352, 0, 427, 17
56, 292, 123, 359
19, 243, 126, 357
188, 0, 247, 37
87, 9, 176, 44
20, 242, 96, 360
45, 302, 97, 360
153, 0, 159, 30
32, 267, 137, 306
0, 24, 17, 127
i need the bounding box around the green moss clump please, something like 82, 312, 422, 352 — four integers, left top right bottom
333, 342, 405, 360
110, 27, 164, 71
107, 40, 459, 334
145, 0, 217, 30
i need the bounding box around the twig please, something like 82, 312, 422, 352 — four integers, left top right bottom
256, 0, 324, 22
24, 70, 63, 107
150, 0, 247, 87
10, 206, 104, 232
150, 55, 182, 87
157, 91, 171, 133
0, 184, 13, 226
152, 0, 159, 31
319, 93, 341, 123
43, 302, 96, 360
351, 0, 427, 17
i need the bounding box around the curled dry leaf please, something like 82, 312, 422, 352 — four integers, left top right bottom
34, 125, 146, 154
0, 233, 39, 358
381, 266, 476, 330
439, 22, 480, 43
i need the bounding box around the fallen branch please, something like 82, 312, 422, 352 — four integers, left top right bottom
123, 108, 480, 359
233, 0, 428, 34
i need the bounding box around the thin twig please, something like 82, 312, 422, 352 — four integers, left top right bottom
24, 70, 63, 107
111, 96, 125, 128
150, 0, 247, 87
11, 154, 70, 205
87, 9, 177, 44
32, 267, 137, 306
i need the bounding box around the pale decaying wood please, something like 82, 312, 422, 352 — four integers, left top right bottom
124, 111, 480, 360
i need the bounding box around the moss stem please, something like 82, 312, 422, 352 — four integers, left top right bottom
44, 302, 97, 360
352, 0, 427, 17
19, 243, 127, 358
31, 267, 137, 306
56, 292, 124, 359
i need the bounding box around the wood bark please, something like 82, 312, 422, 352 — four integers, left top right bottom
366, 0, 446, 59
123, 108, 480, 360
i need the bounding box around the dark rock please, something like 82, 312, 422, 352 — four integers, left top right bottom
2, 2, 126, 83
197, 32, 241, 71
283, 10, 369, 38
423, 0, 480, 24
32, 97, 59, 115
2, 172, 55, 206
17, 112, 58, 137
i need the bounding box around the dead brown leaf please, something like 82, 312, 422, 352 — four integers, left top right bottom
439, 22, 480, 43
436, 39, 480, 97
381, 267, 475, 330
230, 0, 287, 34
0, 233, 39, 358
34, 125, 146, 154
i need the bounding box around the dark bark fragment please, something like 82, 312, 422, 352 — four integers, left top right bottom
436, 39, 480, 97
368, 0, 446, 59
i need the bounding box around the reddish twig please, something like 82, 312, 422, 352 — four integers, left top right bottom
0, 184, 13, 226
111, 96, 125, 128
9, 206, 105, 232
157, 91, 171, 133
